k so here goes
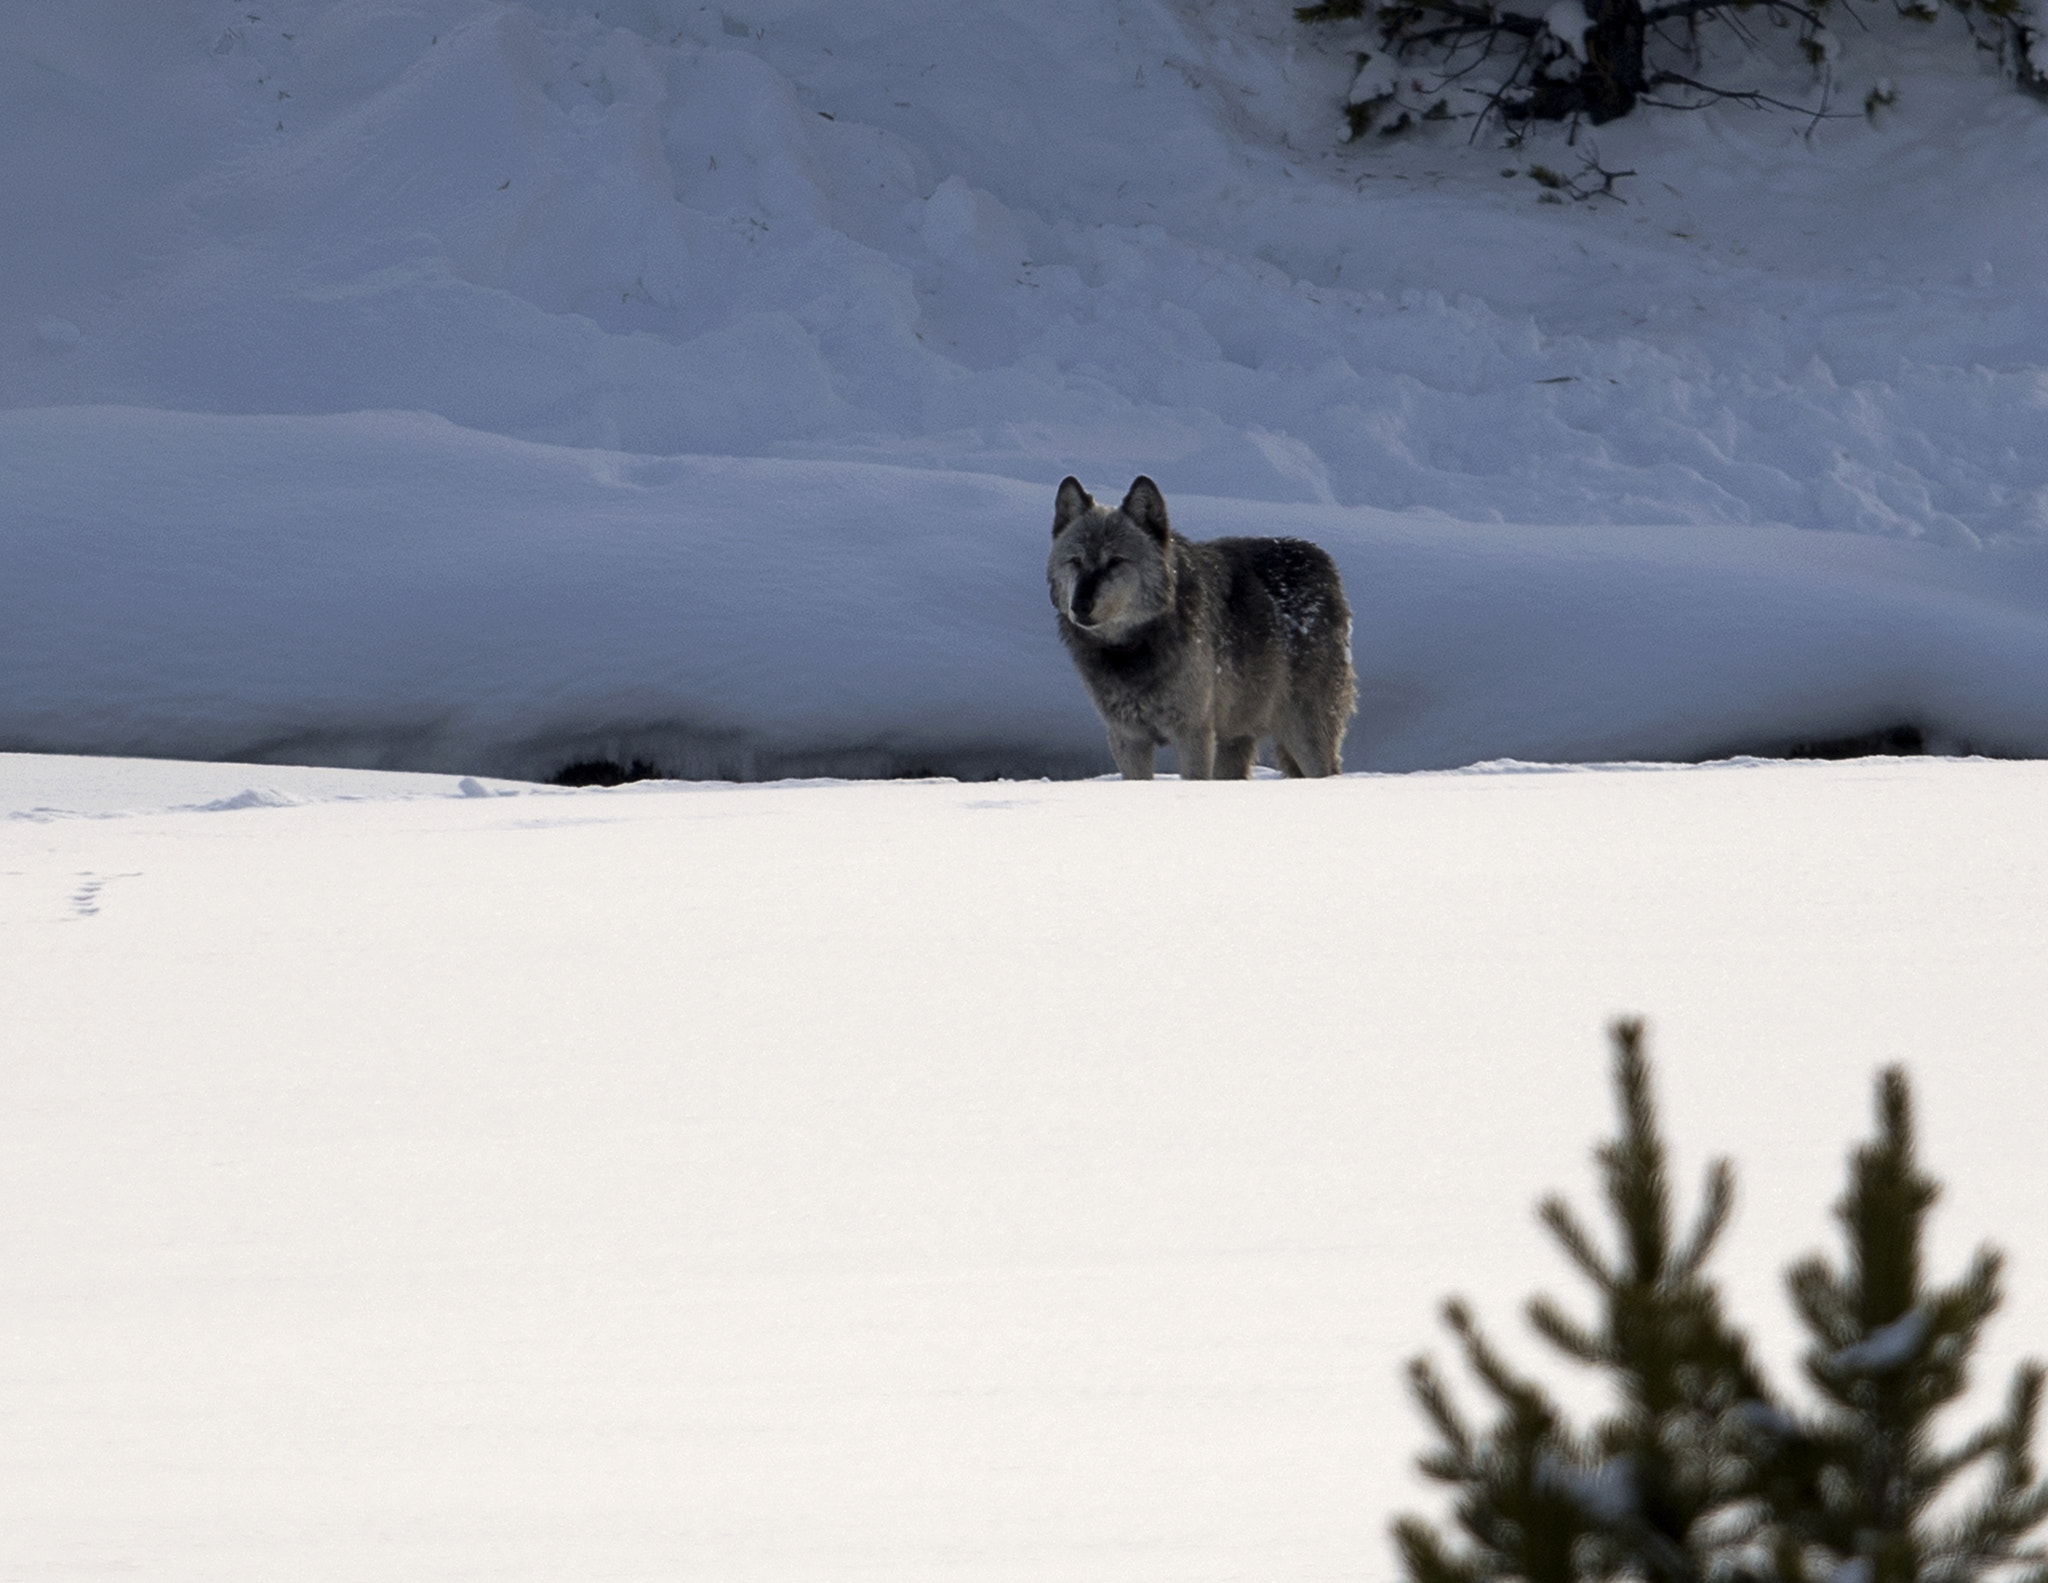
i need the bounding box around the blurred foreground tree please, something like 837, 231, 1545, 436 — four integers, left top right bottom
1395, 1020, 2048, 1583
1295, 0, 2047, 136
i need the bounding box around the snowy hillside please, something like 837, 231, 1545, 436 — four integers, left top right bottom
10, 0, 2047, 517
6, 0, 2048, 776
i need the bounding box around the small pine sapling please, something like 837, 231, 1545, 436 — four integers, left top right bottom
1395, 1299, 1598, 1583
1394, 1029, 2048, 1583
1777, 1067, 2048, 1583
1395, 1020, 1790, 1583
1523, 1019, 1781, 1583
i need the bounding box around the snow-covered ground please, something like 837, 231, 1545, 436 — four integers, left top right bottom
7, 752, 2048, 1579
9, 7, 2048, 1572
7, 1, 2048, 775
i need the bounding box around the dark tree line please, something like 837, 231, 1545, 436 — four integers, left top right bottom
1397, 1021, 2048, 1583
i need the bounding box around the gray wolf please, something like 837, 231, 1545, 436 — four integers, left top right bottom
1047, 475, 1356, 779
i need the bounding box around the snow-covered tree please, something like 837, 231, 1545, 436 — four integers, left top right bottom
1772, 1068, 2048, 1583
1396, 1021, 1786, 1583
1296, 0, 2043, 135
1394, 1025, 2048, 1583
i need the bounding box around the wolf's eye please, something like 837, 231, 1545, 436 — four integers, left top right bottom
1102, 557, 1123, 572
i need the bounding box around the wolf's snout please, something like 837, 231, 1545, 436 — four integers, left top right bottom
1068, 567, 1114, 627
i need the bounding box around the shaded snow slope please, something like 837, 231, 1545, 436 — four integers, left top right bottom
8, 757, 2048, 1579
8, 0, 2048, 534
9, 407, 2048, 779
6, 1, 2048, 775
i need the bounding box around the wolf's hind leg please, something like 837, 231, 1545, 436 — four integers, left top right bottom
1212, 736, 1258, 779
1274, 742, 1306, 778
1277, 711, 1342, 777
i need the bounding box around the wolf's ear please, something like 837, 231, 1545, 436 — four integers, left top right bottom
1053, 476, 1093, 536
1120, 476, 1170, 542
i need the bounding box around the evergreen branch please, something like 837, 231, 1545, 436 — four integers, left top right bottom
1446, 1298, 1564, 1431
1409, 1353, 1481, 1476
1674, 1158, 1736, 1283
2004, 1363, 2046, 1493
1528, 1292, 1610, 1366
1603, 1018, 1674, 1284
1909, 1246, 2008, 1418
1922, 1418, 2011, 1491
1839, 1066, 1938, 1332
1930, 1244, 2007, 1340
1539, 1191, 1618, 1289
1875, 1066, 1914, 1157
1394, 1514, 1486, 1583
1787, 1254, 1858, 1352
1773, 1066, 2048, 1583
1920, 1363, 2048, 1572
1397, 1046, 2048, 1583
1922, 1501, 2048, 1583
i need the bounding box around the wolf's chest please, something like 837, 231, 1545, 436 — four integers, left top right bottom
1068, 624, 1203, 722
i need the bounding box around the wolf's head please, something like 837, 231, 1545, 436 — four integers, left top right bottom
1047, 476, 1175, 642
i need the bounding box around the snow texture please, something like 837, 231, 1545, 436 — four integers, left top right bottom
1827, 1307, 1933, 1375
6, 1, 2048, 777
8, 752, 2048, 1580
1542, 1452, 1640, 1522
1737, 1399, 1804, 1439
1542, 0, 1595, 61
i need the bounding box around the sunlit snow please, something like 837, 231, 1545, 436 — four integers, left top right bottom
8, 753, 2048, 1581
6, 1, 2048, 1576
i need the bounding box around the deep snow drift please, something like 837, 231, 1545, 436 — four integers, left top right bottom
6, 1, 2048, 776
8, 753, 2048, 1580
14, 406, 2048, 780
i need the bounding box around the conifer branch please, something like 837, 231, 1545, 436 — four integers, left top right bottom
1395, 1515, 1487, 1583
1527, 1294, 1609, 1365
1395, 1038, 2048, 1583
1446, 1299, 1564, 1432
1603, 1018, 1674, 1285
1788, 1254, 1858, 1352
1410, 1354, 1481, 1476
1539, 1192, 1618, 1289
1673, 1158, 1736, 1283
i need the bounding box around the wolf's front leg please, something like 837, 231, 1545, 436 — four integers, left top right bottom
1211, 735, 1258, 779
1107, 727, 1157, 780
1172, 725, 1217, 780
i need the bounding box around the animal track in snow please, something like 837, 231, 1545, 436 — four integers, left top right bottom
70, 871, 141, 918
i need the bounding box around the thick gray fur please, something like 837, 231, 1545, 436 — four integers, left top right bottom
1047, 475, 1357, 779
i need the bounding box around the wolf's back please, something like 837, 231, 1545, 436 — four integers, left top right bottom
1211, 536, 1352, 645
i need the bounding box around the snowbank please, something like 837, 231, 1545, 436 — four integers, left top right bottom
9, 406, 2048, 779
0, 749, 534, 819
5, 0, 2048, 774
